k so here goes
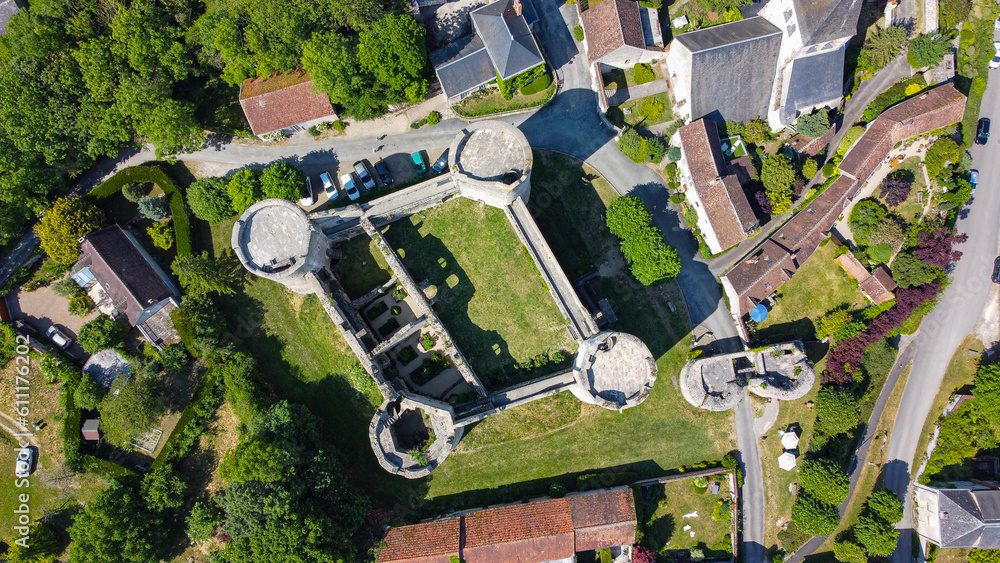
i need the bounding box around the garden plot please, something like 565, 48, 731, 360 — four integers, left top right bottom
636, 474, 736, 557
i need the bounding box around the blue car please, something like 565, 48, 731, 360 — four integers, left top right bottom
411, 152, 427, 174
970, 169, 979, 195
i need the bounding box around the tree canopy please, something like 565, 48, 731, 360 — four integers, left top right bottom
908, 32, 952, 68
357, 14, 429, 104
260, 162, 306, 201
227, 169, 263, 215
761, 154, 795, 214
796, 109, 831, 138
848, 198, 887, 246
791, 493, 840, 536
862, 25, 907, 71
68, 480, 166, 563
100, 376, 165, 448
799, 458, 850, 505
854, 514, 900, 557
35, 197, 105, 265
77, 316, 129, 354
867, 489, 904, 523
815, 386, 862, 435
172, 251, 238, 296
187, 176, 236, 225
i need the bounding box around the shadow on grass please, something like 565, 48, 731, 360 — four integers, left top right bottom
757, 318, 817, 345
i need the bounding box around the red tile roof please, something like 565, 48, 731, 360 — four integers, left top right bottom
239, 70, 336, 136
581, 0, 648, 64
568, 488, 637, 551
379, 519, 460, 563
463, 498, 574, 548
835, 251, 871, 281
860, 265, 897, 304
679, 119, 757, 251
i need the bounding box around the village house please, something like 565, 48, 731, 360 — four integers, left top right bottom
239, 70, 337, 138
835, 249, 897, 304
914, 485, 1000, 549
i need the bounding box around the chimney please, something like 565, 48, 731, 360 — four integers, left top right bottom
513, 0, 522, 16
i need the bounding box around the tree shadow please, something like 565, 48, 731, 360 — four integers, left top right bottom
756, 319, 817, 345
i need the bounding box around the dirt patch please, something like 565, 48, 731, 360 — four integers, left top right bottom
179, 401, 240, 497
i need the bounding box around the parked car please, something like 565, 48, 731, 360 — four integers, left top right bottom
992, 42, 1000, 69
993, 256, 1000, 284
432, 150, 449, 173
374, 160, 393, 186
45, 326, 70, 349
353, 160, 376, 190
15, 448, 34, 478
299, 176, 316, 207
320, 171, 339, 200
970, 169, 979, 195
976, 118, 990, 145
340, 173, 361, 201
411, 152, 427, 174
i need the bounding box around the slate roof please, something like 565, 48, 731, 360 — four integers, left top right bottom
432, 35, 496, 99
379, 519, 460, 563
378, 489, 637, 562
931, 488, 1000, 548
78, 226, 178, 326
580, 0, 647, 64
0, 0, 21, 36
239, 71, 336, 136
678, 119, 757, 250
791, 0, 863, 46
471, 0, 544, 80
674, 17, 783, 123
783, 44, 847, 122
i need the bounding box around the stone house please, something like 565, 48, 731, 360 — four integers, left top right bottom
239, 70, 337, 138
835, 250, 897, 304
71, 225, 181, 350
914, 485, 1000, 548
378, 487, 637, 562
430, 0, 545, 104
665, 0, 863, 128
675, 118, 758, 254
580, 0, 662, 68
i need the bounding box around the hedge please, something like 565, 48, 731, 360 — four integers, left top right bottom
520, 73, 553, 96
88, 165, 193, 257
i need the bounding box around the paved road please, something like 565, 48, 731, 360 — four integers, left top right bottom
886, 31, 1000, 563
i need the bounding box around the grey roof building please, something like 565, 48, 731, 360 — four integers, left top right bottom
667, 17, 783, 124
791, 0, 864, 46
0, 0, 23, 36
915, 485, 1000, 549
781, 44, 848, 123
431, 0, 544, 101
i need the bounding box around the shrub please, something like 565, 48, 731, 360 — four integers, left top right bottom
861, 337, 897, 379
878, 174, 912, 207
137, 195, 171, 221
122, 183, 150, 202
53, 278, 84, 298
822, 162, 836, 177
892, 253, 943, 288
618, 128, 646, 163
802, 158, 818, 179
520, 73, 552, 95
645, 137, 665, 163
909, 32, 952, 68
848, 198, 887, 246
792, 493, 840, 536
761, 154, 795, 214
925, 137, 961, 178
815, 386, 861, 434
77, 316, 130, 353
670, 193, 686, 204
866, 244, 893, 264
68, 295, 96, 317
639, 97, 664, 120
939, 0, 971, 29
573, 25, 584, 41
260, 161, 306, 201
838, 125, 867, 155
799, 458, 850, 505
797, 109, 830, 138
426, 111, 441, 126
818, 308, 852, 342
74, 375, 106, 410
742, 119, 771, 145
187, 501, 222, 543
307, 125, 320, 137
332, 120, 347, 132
147, 221, 174, 250
668, 146, 681, 162
633, 63, 655, 84
607, 196, 681, 285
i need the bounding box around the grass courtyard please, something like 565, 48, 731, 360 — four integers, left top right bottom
201, 151, 735, 514
756, 241, 867, 343
636, 475, 734, 556
383, 197, 575, 389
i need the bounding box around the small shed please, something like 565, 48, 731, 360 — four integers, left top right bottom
711, 481, 721, 495
81, 419, 101, 442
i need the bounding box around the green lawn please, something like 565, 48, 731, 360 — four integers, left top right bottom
383, 198, 575, 389
638, 477, 734, 555
757, 241, 867, 342
452, 79, 555, 118
612, 92, 674, 128
330, 234, 392, 300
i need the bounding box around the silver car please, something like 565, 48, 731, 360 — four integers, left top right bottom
15, 448, 33, 478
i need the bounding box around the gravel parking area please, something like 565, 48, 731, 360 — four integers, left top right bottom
7, 283, 97, 360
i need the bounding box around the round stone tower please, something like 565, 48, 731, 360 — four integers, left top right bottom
231, 198, 329, 294
570, 330, 658, 411
449, 120, 532, 207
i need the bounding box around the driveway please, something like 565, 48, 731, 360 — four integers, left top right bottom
7, 284, 96, 361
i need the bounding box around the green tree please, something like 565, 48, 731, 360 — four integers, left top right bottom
973, 362, 1000, 422
187, 501, 223, 543
761, 154, 795, 214
172, 251, 237, 296
100, 377, 165, 448
742, 119, 771, 145
357, 14, 429, 103
791, 493, 839, 536
802, 158, 818, 179
867, 489, 904, 523
607, 196, 653, 238
618, 127, 646, 163
925, 137, 961, 178
908, 32, 952, 68
6, 522, 59, 563
137, 195, 170, 220
848, 198, 887, 246
854, 515, 899, 557
832, 541, 867, 563
147, 221, 174, 250
77, 316, 130, 354
35, 197, 105, 265
141, 464, 187, 511
220, 440, 293, 483
891, 253, 943, 288
862, 25, 907, 71
797, 109, 831, 138
817, 309, 852, 341
938, 0, 971, 29
866, 243, 893, 263
122, 183, 150, 202
68, 480, 165, 563
52, 278, 84, 298
620, 226, 682, 285
862, 338, 897, 379
815, 386, 862, 435
260, 162, 305, 201
187, 177, 235, 224
74, 375, 106, 410
302, 31, 387, 120
799, 458, 850, 505
227, 169, 263, 214
170, 294, 228, 356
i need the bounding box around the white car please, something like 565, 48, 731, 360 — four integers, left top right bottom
45, 326, 70, 349
298, 176, 316, 207
15, 448, 33, 478
320, 171, 339, 200
991, 42, 1000, 70
340, 173, 361, 201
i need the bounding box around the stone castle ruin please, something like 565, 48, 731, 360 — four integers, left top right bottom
233, 121, 656, 478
